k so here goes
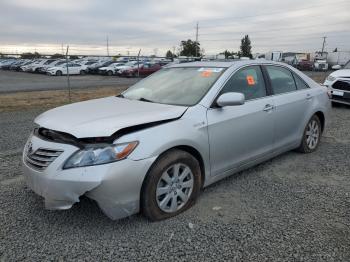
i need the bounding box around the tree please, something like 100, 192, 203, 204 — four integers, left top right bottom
179, 39, 201, 57
51, 53, 65, 59
166, 50, 174, 59
20, 52, 41, 59
220, 50, 237, 59
333, 48, 338, 52
240, 35, 252, 58
69, 55, 79, 60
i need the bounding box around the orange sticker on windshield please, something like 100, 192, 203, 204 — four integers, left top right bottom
246, 75, 255, 85
201, 70, 213, 77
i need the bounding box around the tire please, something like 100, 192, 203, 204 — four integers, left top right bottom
80, 70, 86, 75
107, 70, 113, 76
56, 70, 62, 76
141, 149, 202, 221
297, 115, 321, 153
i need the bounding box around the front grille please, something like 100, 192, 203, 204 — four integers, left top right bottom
331, 95, 350, 104
25, 148, 63, 171
332, 80, 350, 92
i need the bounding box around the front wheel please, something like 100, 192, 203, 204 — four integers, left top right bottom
80, 70, 86, 75
107, 70, 113, 76
297, 115, 321, 153
56, 70, 62, 76
141, 150, 202, 221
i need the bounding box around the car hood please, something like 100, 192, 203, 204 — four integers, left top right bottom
35, 96, 187, 138
329, 69, 350, 78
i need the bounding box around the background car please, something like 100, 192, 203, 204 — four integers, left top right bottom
115, 61, 143, 75
296, 60, 314, 71
46, 63, 88, 76
120, 63, 162, 77
36, 59, 65, 73
87, 60, 114, 74
324, 60, 350, 105
98, 62, 125, 75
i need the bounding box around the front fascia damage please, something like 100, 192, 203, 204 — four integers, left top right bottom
24, 117, 182, 220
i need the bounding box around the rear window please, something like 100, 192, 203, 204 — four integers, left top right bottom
266, 66, 297, 95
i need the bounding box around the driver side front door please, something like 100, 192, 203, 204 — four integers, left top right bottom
207, 65, 275, 176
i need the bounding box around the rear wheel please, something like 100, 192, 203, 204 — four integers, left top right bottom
141, 150, 202, 221
80, 70, 86, 75
297, 115, 321, 153
56, 70, 62, 76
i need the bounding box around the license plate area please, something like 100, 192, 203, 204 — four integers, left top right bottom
332, 90, 344, 96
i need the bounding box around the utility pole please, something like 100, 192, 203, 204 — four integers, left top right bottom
321, 36, 327, 57
137, 49, 141, 78
61, 43, 64, 55
65, 45, 71, 103
195, 22, 199, 58
106, 35, 110, 57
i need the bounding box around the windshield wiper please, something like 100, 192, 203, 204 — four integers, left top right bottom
116, 94, 124, 98
138, 97, 154, 103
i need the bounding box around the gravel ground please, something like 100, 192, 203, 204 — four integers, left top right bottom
0, 106, 349, 261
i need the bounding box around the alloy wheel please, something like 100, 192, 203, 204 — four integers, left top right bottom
306, 119, 320, 150
156, 163, 194, 213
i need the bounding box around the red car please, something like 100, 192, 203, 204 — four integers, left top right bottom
121, 63, 162, 77
296, 60, 314, 71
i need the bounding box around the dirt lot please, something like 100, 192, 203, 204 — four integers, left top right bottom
0, 70, 349, 261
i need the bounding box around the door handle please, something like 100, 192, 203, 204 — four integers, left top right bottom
306, 94, 312, 100
263, 104, 274, 112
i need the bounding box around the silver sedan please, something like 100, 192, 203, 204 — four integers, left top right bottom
23, 60, 330, 221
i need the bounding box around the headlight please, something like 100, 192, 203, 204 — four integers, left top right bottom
63, 141, 138, 169
327, 75, 336, 81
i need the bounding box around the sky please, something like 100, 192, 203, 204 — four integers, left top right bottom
0, 0, 349, 56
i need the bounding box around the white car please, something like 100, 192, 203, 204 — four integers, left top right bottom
37, 60, 65, 73
98, 63, 125, 76
115, 61, 143, 75
21, 59, 54, 72
46, 63, 88, 76
323, 60, 350, 105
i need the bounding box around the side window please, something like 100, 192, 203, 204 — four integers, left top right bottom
221, 66, 267, 100
266, 66, 297, 95
293, 73, 309, 90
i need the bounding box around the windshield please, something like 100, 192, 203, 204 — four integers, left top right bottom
344, 61, 350, 69
122, 67, 225, 106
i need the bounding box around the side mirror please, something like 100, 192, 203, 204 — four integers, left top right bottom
332, 65, 342, 70
216, 92, 245, 107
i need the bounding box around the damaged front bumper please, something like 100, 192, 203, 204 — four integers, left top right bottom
22, 134, 156, 220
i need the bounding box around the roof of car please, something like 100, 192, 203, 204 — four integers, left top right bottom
167, 59, 282, 68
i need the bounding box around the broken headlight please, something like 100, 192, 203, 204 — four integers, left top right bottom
63, 141, 138, 169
